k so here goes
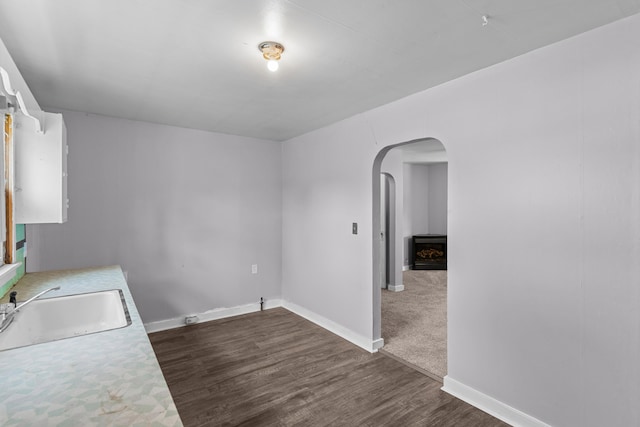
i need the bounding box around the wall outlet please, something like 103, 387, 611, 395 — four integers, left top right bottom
251, 264, 258, 274
185, 315, 199, 325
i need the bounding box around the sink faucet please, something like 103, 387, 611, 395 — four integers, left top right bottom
0, 303, 15, 333
0, 286, 61, 333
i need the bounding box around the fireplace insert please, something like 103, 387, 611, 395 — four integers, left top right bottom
412, 234, 447, 270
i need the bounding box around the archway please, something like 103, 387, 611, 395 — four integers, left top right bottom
372, 137, 448, 379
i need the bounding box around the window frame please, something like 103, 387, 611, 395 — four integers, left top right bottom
0, 112, 19, 283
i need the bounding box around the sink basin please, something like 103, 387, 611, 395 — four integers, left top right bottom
0, 289, 131, 351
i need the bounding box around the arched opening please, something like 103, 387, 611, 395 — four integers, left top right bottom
372, 137, 448, 380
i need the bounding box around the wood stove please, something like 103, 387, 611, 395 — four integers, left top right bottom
412, 234, 447, 270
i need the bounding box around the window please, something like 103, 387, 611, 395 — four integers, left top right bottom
0, 112, 19, 289
2, 112, 9, 265
3, 112, 17, 265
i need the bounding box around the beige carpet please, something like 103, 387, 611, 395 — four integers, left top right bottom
381, 270, 447, 379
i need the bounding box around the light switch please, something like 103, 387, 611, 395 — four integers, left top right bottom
251, 264, 258, 274
352, 223, 358, 235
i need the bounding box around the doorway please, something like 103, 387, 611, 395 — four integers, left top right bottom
372, 138, 448, 380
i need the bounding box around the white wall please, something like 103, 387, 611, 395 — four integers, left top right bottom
427, 163, 447, 234
282, 120, 378, 345
401, 163, 414, 266
380, 150, 403, 288
402, 163, 429, 265
27, 111, 282, 323
281, 13, 640, 427
401, 162, 448, 265
407, 164, 430, 233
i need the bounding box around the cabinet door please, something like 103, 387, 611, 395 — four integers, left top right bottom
14, 112, 68, 224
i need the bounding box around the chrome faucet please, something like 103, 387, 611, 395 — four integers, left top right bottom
0, 303, 15, 333
0, 286, 61, 333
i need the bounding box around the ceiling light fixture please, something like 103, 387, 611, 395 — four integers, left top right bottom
258, 41, 285, 72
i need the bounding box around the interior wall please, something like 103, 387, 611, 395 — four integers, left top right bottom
281, 13, 640, 427
27, 111, 283, 323
380, 150, 403, 288
401, 162, 448, 266
427, 163, 448, 234
401, 163, 413, 266
408, 164, 430, 233
282, 120, 378, 343
403, 163, 428, 265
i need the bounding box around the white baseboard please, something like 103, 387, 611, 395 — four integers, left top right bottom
387, 284, 405, 292
372, 338, 384, 351
144, 298, 284, 333
144, 298, 384, 355
282, 300, 383, 353
442, 376, 551, 427
402, 265, 411, 271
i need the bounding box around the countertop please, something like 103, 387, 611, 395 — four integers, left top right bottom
0, 266, 183, 426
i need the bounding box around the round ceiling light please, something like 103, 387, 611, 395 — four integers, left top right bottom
258, 41, 285, 72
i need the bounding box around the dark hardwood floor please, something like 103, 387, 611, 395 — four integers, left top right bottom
149, 308, 507, 427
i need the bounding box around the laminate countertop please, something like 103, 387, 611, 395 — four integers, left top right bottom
0, 266, 183, 426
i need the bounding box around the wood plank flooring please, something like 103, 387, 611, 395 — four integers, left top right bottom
149, 308, 507, 427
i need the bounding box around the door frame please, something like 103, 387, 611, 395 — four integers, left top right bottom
371, 137, 446, 345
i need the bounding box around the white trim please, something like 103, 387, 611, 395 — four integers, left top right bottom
0, 67, 43, 133
144, 298, 384, 354
442, 376, 551, 427
0, 262, 21, 286
372, 338, 384, 351
282, 300, 381, 353
402, 265, 411, 271
387, 284, 405, 292
144, 298, 283, 333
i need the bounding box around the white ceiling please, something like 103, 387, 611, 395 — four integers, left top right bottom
1, 1, 638, 141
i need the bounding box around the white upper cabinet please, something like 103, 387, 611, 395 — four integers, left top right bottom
14, 112, 68, 224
